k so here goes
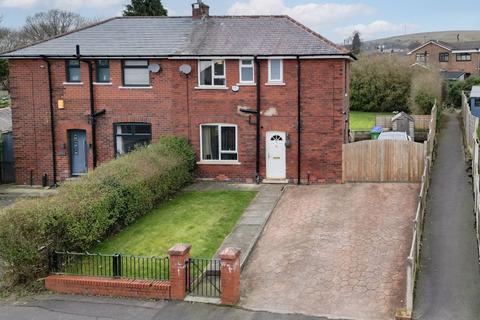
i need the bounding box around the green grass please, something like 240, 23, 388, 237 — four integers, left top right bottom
94, 190, 257, 259
349, 111, 392, 131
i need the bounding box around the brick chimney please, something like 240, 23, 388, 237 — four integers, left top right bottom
192, 0, 209, 19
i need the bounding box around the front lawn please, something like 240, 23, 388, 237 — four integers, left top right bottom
94, 190, 257, 258
349, 111, 392, 131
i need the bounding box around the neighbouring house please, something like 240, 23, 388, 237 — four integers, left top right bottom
407, 40, 480, 78
0, 107, 15, 183
1, 1, 353, 186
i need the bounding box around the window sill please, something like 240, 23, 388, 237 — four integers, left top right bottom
93, 82, 112, 86
197, 160, 241, 165
118, 86, 152, 89
63, 82, 83, 85
236, 83, 256, 86
265, 82, 285, 86
194, 86, 229, 90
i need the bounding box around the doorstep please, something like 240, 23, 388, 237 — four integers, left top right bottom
184, 296, 221, 304
262, 179, 289, 184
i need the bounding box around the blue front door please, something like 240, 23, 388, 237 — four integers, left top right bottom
69, 130, 87, 176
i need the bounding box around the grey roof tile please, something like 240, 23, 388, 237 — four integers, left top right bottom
2, 16, 348, 57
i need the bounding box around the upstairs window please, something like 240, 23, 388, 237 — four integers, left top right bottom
122, 60, 149, 86
199, 60, 226, 87
268, 59, 283, 83
115, 123, 151, 156
456, 53, 471, 61
66, 59, 81, 82
439, 52, 449, 62
416, 53, 428, 63
96, 60, 110, 83
200, 124, 237, 161
239, 59, 254, 84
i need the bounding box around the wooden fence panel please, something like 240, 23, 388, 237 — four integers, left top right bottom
342, 140, 426, 182
375, 115, 431, 130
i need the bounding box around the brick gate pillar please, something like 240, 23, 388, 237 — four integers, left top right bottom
219, 247, 241, 305
168, 243, 191, 300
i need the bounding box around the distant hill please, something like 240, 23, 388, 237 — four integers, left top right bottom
361, 30, 480, 54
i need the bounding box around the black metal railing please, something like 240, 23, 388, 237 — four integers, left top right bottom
50, 251, 169, 280
186, 258, 221, 297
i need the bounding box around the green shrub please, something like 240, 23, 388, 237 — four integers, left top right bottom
350, 54, 412, 112
413, 91, 436, 114
409, 68, 443, 114
0, 136, 195, 285
445, 76, 480, 108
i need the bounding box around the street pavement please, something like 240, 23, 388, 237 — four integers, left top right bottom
0, 293, 334, 320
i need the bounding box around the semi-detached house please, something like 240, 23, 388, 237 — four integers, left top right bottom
408, 40, 480, 78
1, 1, 353, 186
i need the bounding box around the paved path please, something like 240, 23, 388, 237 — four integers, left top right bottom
413, 112, 480, 320
214, 184, 284, 268
0, 294, 330, 320
240, 183, 419, 320
0, 184, 55, 208
186, 181, 284, 268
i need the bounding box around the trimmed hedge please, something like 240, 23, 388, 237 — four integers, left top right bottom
0, 136, 195, 285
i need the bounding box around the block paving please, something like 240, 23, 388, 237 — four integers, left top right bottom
240, 183, 419, 320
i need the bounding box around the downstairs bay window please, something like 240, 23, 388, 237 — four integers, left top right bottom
115, 123, 152, 156
200, 124, 238, 162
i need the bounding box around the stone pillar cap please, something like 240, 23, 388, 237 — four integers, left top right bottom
219, 247, 241, 260
168, 243, 192, 256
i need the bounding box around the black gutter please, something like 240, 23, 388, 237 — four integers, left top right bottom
84, 60, 98, 168
2, 53, 357, 59
42, 57, 57, 186
254, 56, 261, 183
76, 45, 99, 169
296, 56, 301, 185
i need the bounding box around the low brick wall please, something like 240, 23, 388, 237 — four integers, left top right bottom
44, 244, 241, 305
45, 275, 171, 300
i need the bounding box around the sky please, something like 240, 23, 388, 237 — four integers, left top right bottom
0, 0, 479, 43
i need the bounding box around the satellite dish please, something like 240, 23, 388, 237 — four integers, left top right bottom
148, 64, 161, 73
179, 64, 192, 75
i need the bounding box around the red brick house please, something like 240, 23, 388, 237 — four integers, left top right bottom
1, 1, 353, 186
407, 40, 480, 78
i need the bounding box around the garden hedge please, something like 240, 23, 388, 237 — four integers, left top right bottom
0, 136, 195, 285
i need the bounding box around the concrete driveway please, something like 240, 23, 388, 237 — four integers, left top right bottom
240, 183, 419, 320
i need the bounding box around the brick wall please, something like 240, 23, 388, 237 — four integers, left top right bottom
45, 275, 171, 300
409, 43, 480, 76
9, 57, 349, 185
44, 244, 241, 305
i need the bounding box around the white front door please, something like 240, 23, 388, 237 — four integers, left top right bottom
266, 131, 286, 179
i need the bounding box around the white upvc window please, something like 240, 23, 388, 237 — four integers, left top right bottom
198, 60, 226, 87
239, 59, 254, 84
200, 124, 238, 162
268, 59, 283, 83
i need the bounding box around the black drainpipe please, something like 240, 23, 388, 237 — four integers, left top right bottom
254, 56, 261, 183
42, 57, 57, 186
77, 45, 98, 168
297, 56, 302, 185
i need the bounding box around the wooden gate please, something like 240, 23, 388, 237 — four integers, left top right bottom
342, 140, 426, 182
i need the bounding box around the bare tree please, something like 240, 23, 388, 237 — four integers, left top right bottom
21, 9, 91, 42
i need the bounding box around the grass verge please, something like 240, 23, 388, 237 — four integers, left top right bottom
349, 111, 392, 131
